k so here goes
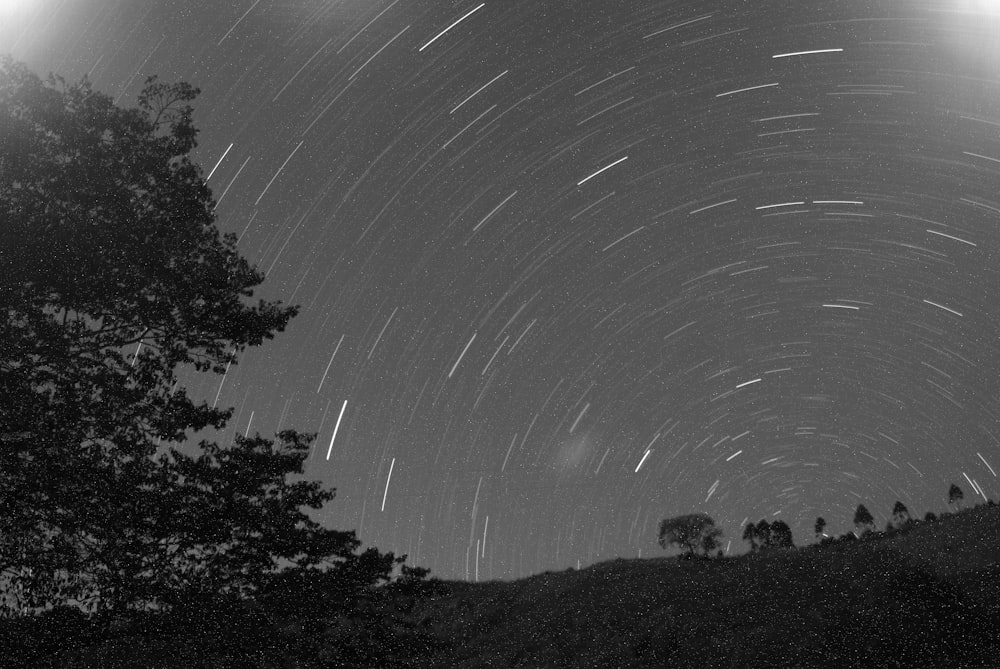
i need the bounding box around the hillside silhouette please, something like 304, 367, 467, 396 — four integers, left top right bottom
384, 501, 1000, 668
7, 501, 999, 667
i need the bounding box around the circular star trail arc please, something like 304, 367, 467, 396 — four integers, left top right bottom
5, 0, 1000, 581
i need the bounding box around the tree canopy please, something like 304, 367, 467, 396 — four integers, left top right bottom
853, 504, 875, 534
0, 56, 411, 623
948, 483, 964, 508
657, 514, 722, 557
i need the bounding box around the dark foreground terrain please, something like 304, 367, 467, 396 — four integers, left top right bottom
5, 504, 1000, 668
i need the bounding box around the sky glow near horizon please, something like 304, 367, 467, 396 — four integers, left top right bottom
5, 0, 1000, 581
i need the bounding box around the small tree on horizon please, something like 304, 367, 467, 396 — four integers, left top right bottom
814, 517, 826, 539
853, 504, 875, 535
769, 520, 794, 549
742, 522, 759, 552
891, 501, 912, 530
948, 483, 964, 510
755, 519, 772, 548
658, 514, 722, 557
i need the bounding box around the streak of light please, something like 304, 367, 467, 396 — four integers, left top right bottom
475, 539, 480, 581
213, 155, 251, 210
577, 155, 628, 185
822, 304, 860, 310
218, 0, 261, 45
449, 331, 477, 378
634, 449, 651, 472
757, 128, 814, 137
570, 403, 589, 434
419, 3, 485, 52
381, 457, 395, 511
265, 210, 308, 276
303, 80, 355, 135
705, 479, 720, 502
443, 104, 497, 151
751, 113, 820, 122
908, 462, 923, 477
755, 201, 805, 210
325, 400, 347, 460
689, 198, 737, 215
772, 48, 843, 58
812, 200, 863, 204
369, 307, 398, 360
274, 37, 334, 101
482, 336, 508, 375
338, 0, 400, 53
452, 70, 509, 114
735, 378, 761, 389
213, 355, 233, 408
254, 141, 304, 206
595, 447, 610, 474
963, 471, 985, 500
715, 82, 778, 97
602, 226, 644, 252
762, 457, 782, 465
242, 409, 255, 439
472, 190, 518, 232
643, 14, 713, 39
317, 334, 345, 393
206, 143, 233, 180
574, 66, 635, 96
482, 516, 488, 557
507, 318, 536, 355
726, 450, 743, 461
978, 452, 997, 477
962, 150, 1000, 164
923, 299, 963, 317
926, 229, 976, 246
350, 25, 410, 80
730, 265, 768, 276
578, 96, 635, 125
664, 321, 696, 340
501, 433, 517, 472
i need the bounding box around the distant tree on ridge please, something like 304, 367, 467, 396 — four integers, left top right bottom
814, 517, 826, 539
948, 483, 964, 510
657, 514, 722, 557
853, 504, 875, 535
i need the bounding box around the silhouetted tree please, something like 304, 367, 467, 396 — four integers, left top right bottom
925, 511, 937, 523
948, 483, 964, 510
0, 57, 416, 619
769, 520, 794, 548
755, 519, 772, 548
814, 517, 826, 539
657, 514, 722, 557
742, 523, 758, 552
853, 504, 875, 535
891, 500, 911, 530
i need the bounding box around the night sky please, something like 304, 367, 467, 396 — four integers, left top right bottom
5, 0, 1000, 582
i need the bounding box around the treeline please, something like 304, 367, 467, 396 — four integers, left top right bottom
658, 481, 991, 558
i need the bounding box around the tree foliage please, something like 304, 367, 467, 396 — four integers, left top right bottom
742, 522, 758, 552
948, 483, 964, 508
890, 500, 911, 531
853, 504, 874, 534
0, 56, 419, 624
657, 514, 722, 557
814, 516, 826, 538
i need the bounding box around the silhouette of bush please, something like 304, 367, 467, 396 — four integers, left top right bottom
925, 511, 938, 522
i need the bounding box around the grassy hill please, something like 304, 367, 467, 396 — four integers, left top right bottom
399, 503, 1000, 668
6, 503, 1000, 668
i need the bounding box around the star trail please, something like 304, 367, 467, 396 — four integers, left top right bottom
4, 0, 1000, 582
